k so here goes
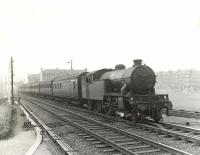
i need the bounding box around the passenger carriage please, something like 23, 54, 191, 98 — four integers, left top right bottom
52, 73, 86, 100
39, 81, 51, 96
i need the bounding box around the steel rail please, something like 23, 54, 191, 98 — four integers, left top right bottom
23, 97, 191, 155
20, 102, 76, 155
162, 109, 200, 119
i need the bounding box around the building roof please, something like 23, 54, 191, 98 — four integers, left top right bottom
27, 73, 40, 77
42, 69, 85, 75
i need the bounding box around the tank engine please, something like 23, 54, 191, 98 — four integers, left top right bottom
81, 59, 172, 122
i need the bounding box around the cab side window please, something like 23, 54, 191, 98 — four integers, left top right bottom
86, 76, 93, 84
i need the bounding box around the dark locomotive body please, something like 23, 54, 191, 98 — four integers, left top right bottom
18, 59, 172, 122
81, 60, 172, 121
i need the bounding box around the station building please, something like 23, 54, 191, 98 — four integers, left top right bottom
27, 74, 40, 83
27, 68, 86, 83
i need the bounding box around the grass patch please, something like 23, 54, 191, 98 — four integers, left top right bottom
0, 104, 16, 139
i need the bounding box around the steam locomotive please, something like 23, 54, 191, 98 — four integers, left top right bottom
19, 59, 172, 122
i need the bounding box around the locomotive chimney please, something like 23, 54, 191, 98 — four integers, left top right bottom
133, 59, 142, 66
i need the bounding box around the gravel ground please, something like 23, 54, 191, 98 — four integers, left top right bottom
163, 114, 200, 129
23, 100, 61, 124
53, 125, 107, 155
23, 100, 109, 155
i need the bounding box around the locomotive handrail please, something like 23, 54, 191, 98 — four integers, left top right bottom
133, 94, 169, 97
132, 101, 171, 104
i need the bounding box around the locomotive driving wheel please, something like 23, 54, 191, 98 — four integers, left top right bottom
94, 101, 102, 113
135, 110, 146, 122
152, 109, 162, 122
87, 100, 93, 111
103, 106, 111, 115
103, 103, 115, 115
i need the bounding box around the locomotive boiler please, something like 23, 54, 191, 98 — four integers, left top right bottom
100, 59, 156, 94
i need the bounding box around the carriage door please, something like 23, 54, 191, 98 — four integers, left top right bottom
86, 76, 90, 98
50, 81, 53, 96
73, 80, 76, 97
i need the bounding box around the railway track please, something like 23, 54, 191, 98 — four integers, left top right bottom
20, 103, 75, 155
22, 96, 191, 155
162, 109, 200, 119
24, 96, 200, 145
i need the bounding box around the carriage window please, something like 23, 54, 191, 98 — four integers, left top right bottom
82, 78, 86, 86
60, 83, 62, 89
86, 77, 91, 83
87, 76, 93, 84
91, 76, 94, 83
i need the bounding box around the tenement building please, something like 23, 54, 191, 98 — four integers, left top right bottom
155, 70, 200, 91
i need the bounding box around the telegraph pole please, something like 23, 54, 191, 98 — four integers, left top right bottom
67, 60, 73, 70
4, 76, 7, 100
10, 57, 14, 105
1, 76, 2, 98
70, 60, 73, 70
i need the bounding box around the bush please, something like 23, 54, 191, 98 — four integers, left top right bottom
0, 105, 16, 139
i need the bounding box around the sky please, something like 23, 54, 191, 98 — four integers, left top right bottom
0, 0, 200, 80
